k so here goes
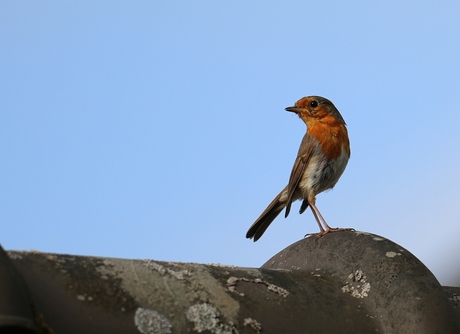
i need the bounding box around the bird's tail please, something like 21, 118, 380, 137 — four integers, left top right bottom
246, 189, 287, 241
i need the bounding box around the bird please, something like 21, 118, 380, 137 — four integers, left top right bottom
246, 96, 352, 242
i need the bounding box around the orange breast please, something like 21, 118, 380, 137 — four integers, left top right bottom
307, 116, 350, 160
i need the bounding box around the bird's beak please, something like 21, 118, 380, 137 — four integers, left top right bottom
285, 106, 301, 114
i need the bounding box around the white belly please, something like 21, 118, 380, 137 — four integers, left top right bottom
299, 149, 349, 196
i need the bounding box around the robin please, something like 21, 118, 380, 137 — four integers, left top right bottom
246, 96, 352, 241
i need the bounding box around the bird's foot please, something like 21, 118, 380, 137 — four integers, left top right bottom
305, 227, 355, 239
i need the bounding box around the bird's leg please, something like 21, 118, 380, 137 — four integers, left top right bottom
309, 205, 326, 234
307, 202, 354, 239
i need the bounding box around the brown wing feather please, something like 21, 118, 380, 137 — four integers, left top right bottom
284, 134, 316, 217
247, 134, 317, 241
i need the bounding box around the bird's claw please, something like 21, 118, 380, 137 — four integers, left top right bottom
304, 227, 355, 239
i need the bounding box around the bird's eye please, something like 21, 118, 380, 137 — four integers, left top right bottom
310, 100, 318, 108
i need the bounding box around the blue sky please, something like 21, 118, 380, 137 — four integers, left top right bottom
1, 1, 460, 285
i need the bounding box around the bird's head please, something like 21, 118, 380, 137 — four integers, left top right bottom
285, 96, 346, 126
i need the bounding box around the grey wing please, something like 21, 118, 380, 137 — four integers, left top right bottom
284, 134, 316, 217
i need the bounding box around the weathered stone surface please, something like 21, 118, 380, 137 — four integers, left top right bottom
0, 245, 38, 333
1, 231, 459, 333
263, 230, 460, 333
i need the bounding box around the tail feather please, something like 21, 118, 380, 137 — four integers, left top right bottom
299, 199, 309, 214
246, 190, 286, 241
